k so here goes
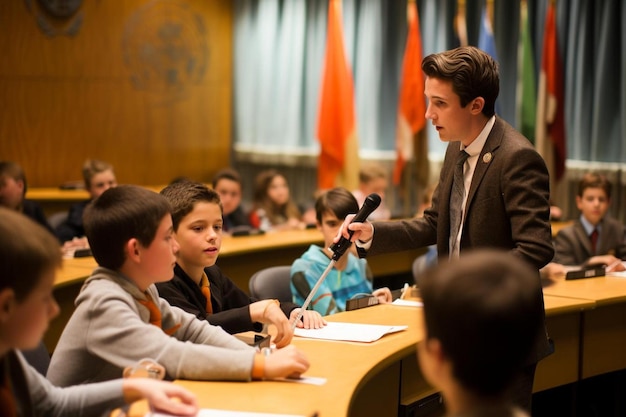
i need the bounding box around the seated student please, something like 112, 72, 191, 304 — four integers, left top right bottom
0, 207, 197, 416
291, 187, 392, 315
552, 172, 625, 273
352, 162, 391, 221
249, 169, 305, 232
47, 185, 309, 387
418, 250, 544, 417
211, 168, 252, 234
156, 181, 325, 346
56, 159, 118, 248
0, 160, 54, 234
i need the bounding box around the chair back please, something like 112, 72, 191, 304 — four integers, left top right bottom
249, 266, 293, 303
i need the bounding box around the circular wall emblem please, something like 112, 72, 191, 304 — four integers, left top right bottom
122, 0, 208, 102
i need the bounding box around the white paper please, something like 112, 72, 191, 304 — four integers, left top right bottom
272, 375, 327, 385
150, 410, 307, 417
294, 321, 407, 342
392, 299, 423, 307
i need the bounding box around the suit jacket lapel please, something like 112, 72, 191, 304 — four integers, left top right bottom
465, 118, 503, 217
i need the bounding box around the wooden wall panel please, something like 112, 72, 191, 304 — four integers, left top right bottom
0, 0, 232, 187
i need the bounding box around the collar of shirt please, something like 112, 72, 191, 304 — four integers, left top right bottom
460, 116, 496, 158
580, 215, 601, 236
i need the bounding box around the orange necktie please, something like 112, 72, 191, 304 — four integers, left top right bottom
137, 292, 180, 335
200, 272, 213, 314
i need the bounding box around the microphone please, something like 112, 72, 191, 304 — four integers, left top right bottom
329, 193, 381, 261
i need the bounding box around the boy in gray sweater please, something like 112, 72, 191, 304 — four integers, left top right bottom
0, 207, 197, 416
47, 185, 309, 387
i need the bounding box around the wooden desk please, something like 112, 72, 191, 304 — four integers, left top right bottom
542, 274, 626, 379
534, 295, 595, 392
26, 185, 166, 216
551, 220, 574, 237
25, 188, 90, 216
128, 303, 423, 417
125, 293, 612, 417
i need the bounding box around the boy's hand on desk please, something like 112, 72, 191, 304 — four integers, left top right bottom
250, 299, 293, 348
122, 378, 198, 416
290, 308, 327, 329
264, 345, 310, 380
62, 236, 89, 251
373, 287, 392, 304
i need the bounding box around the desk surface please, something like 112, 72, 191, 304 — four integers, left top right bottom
542, 274, 626, 306
542, 294, 595, 315
128, 303, 422, 417
26, 185, 167, 201
220, 229, 323, 256
126, 293, 606, 417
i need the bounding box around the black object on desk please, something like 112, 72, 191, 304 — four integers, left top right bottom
74, 248, 93, 258
346, 295, 379, 311
565, 266, 606, 280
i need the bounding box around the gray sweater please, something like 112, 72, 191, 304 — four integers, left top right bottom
47, 267, 255, 386
9, 350, 125, 416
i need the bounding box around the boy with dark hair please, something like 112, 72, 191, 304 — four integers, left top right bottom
418, 250, 543, 417
0, 207, 198, 416
0, 160, 53, 234
291, 187, 391, 315
47, 185, 309, 387
211, 168, 252, 233
156, 181, 324, 347
553, 172, 625, 271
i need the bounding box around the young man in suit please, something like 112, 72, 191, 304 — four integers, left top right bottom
337, 46, 554, 411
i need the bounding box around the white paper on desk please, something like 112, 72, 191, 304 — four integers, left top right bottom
392, 299, 423, 307
294, 321, 407, 343
150, 410, 307, 417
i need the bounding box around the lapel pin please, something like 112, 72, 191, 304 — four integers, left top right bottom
482, 152, 492, 163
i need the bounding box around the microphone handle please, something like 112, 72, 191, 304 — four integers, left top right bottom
291, 259, 336, 329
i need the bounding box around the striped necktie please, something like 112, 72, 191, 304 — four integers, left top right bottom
449, 150, 469, 256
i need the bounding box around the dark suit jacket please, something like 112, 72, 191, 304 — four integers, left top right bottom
368, 117, 554, 270
553, 216, 625, 265
55, 200, 90, 242
22, 199, 54, 236
365, 117, 554, 363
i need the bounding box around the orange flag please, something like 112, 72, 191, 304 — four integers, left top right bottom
317, 0, 359, 191
393, 0, 427, 186
535, 2, 566, 183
